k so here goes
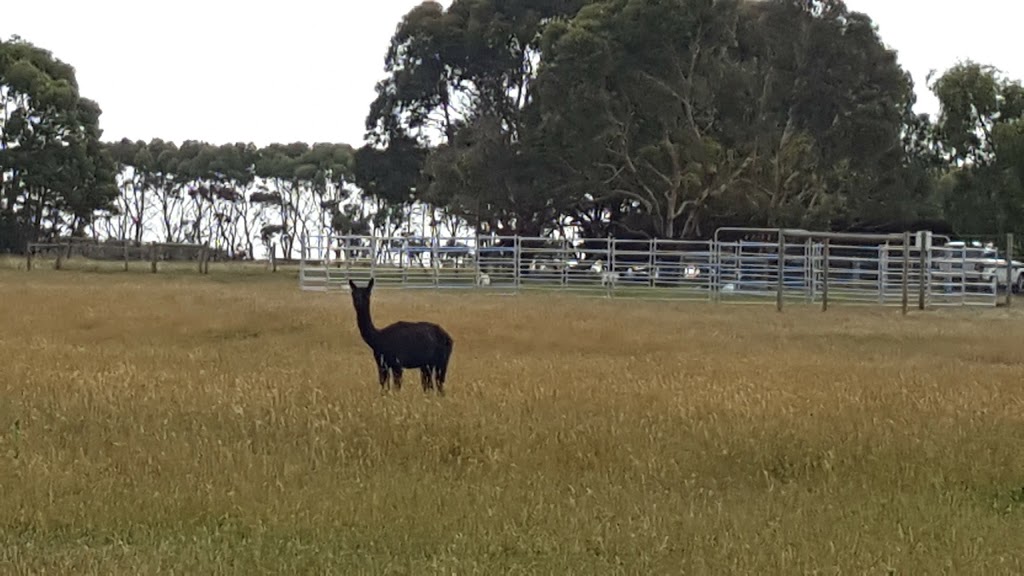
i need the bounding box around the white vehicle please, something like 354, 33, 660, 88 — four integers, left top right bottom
943, 241, 1024, 294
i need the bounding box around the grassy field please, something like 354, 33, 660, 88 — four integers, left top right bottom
1, 262, 1024, 574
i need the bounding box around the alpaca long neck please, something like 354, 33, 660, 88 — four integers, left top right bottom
355, 305, 379, 346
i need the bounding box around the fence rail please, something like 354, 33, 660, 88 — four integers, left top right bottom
299, 229, 1015, 310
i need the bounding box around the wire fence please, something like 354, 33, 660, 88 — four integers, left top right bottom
25, 238, 212, 273
299, 228, 1020, 310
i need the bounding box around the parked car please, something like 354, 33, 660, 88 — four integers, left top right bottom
940, 241, 1024, 293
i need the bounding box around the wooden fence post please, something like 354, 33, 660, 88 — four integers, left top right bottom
917, 231, 927, 310
1007, 233, 1015, 307
776, 229, 785, 312
805, 238, 814, 304
821, 238, 830, 312
902, 231, 910, 315
150, 243, 158, 273
55, 242, 68, 270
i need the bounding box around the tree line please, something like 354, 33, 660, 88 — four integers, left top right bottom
3, 0, 1023, 258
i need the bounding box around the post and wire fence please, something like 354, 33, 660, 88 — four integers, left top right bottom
298, 228, 1019, 311
25, 238, 213, 274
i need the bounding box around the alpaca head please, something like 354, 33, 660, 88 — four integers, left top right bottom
348, 277, 374, 310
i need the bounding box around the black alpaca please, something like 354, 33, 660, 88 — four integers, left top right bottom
348, 278, 453, 394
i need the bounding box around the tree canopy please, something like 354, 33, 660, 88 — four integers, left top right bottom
1, 35, 118, 251
357, 0, 1020, 242
4, 1, 1023, 255
930, 61, 1024, 236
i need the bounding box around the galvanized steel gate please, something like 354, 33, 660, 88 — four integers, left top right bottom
298, 228, 1002, 308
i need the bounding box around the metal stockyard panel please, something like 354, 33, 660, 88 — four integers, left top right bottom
298, 230, 1003, 308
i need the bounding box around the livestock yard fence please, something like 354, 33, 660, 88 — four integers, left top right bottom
299, 228, 1020, 311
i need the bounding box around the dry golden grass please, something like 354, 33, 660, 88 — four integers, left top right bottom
2, 264, 1024, 574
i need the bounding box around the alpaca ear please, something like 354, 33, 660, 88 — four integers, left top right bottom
367, 277, 375, 290
348, 279, 357, 291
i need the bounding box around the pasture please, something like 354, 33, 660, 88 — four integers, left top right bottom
1, 262, 1023, 574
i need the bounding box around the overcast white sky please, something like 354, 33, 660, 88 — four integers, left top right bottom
2, 1, 1020, 148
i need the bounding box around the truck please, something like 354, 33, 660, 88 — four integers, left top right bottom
942, 241, 1024, 294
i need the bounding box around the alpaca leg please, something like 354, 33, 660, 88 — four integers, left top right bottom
435, 361, 447, 396
392, 366, 403, 390
377, 355, 390, 391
